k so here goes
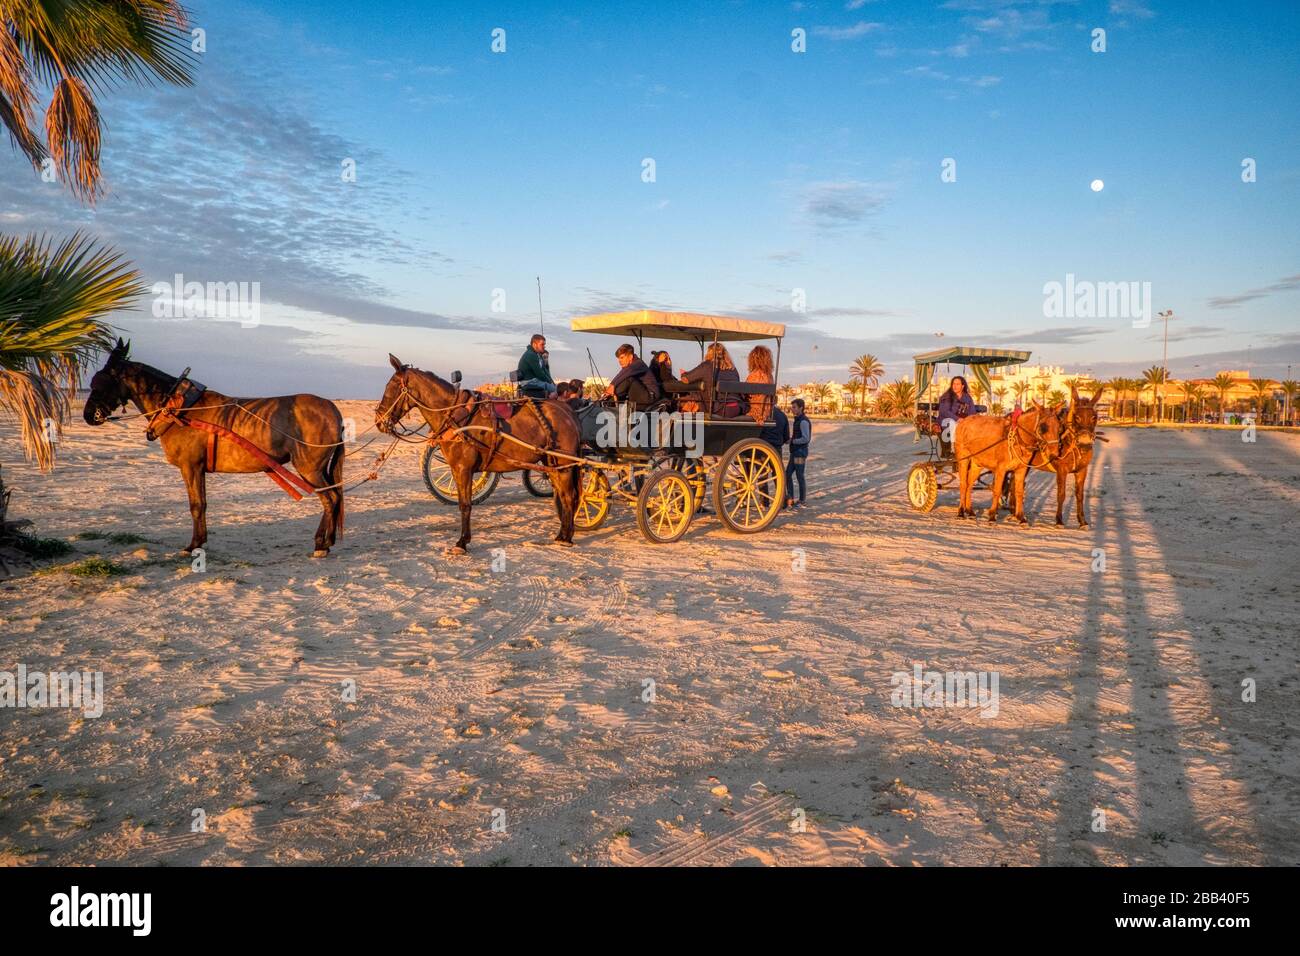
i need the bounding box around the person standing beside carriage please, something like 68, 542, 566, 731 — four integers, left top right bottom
785, 398, 811, 510
518, 334, 557, 398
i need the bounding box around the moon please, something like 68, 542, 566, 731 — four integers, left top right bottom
1090, 179, 1105, 192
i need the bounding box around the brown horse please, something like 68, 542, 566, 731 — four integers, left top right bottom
375, 355, 581, 553
954, 402, 1062, 524
1011, 385, 1103, 528
83, 339, 345, 556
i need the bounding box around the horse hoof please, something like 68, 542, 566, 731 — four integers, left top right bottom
446, 545, 468, 556
312, 549, 329, 558
1078, 522, 1090, 530
551, 539, 574, 548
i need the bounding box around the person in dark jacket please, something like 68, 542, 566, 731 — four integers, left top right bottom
681, 343, 742, 417
785, 398, 811, 509
517, 334, 556, 397
603, 343, 661, 406
761, 404, 790, 509
760, 405, 789, 460
936, 374, 976, 456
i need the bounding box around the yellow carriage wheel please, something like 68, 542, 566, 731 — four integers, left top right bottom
711, 438, 784, 534
635, 468, 694, 544
906, 462, 938, 512
421, 444, 499, 505
573, 467, 611, 531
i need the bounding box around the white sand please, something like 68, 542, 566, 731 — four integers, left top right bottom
1, 404, 1297, 865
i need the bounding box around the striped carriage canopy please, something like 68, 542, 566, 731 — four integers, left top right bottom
571, 310, 785, 344
912, 346, 1032, 409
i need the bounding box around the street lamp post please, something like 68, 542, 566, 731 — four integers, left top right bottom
1157, 309, 1173, 423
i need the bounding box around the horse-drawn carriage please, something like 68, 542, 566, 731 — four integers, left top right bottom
905, 345, 1030, 512
384, 310, 786, 548
563, 310, 786, 543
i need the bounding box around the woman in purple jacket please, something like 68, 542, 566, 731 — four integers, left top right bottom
937, 375, 977, 455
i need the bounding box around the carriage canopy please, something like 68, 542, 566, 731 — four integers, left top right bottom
571, 310, 785, 344
912, 346, 1031, 409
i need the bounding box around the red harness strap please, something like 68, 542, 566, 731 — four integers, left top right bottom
177, 417, 317, 500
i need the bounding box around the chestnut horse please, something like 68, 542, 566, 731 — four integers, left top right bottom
83, 339, 345, 555
375, 355, 581, 553
1011, 385, 1103, 528
954, 402, 1062, 524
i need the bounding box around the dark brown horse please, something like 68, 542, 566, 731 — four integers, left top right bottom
1011, 385, 1103, 528
375, 355, 581, 553
954, 402, 1062, 524
83, 339, 345, 556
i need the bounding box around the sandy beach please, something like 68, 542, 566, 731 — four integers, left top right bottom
1, 405, 1297, 866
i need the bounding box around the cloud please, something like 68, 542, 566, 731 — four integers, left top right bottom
1109, 0, 1156, 20
0, 19, 472, 339
1207, 274, 1300, 309
800, 180, 888, 234
812, 21, 885, 41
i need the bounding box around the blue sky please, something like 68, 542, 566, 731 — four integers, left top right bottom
5, 0, 1299, 395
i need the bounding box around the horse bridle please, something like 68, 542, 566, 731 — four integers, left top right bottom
380, 369, 475, 441
1008, 409, 1060, 468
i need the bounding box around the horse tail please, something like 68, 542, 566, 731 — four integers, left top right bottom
329, 441, 345, 536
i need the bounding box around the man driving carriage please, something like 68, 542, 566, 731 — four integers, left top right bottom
517, 334, 557, 398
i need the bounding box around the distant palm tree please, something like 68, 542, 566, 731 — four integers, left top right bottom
1, 0, 195, 201
1101, 378, 1126, 420
1249, 378, 1274, 422
813, 381, 833, 413
1, 233, 142, 527
1280, 380, 1299, 425
1212, 373, 1235, 420
1142, 365, 1168, 422
1011, 380, 1031, 410
1179, 380, 1200, 423
849, 353, 883, 415
1048, 388, 1066, 406
880, 379, 916, 419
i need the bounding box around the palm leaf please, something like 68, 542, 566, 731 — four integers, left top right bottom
0, 231, 142, 468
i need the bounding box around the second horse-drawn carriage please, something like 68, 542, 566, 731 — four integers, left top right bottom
906, 345, 1030, 513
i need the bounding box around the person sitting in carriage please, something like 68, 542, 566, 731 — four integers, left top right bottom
517, 333, 557, 398
647, 350, 674, 390
937, 374, 977, 457
681, 342, 743, 418
602, 343, 661, 407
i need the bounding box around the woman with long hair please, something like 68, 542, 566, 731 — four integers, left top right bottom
681, 342, 742, 417
937, 374, 977, 455
745, 345, 774, 423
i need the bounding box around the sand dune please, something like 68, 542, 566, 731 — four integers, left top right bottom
1, 404, 1297, 865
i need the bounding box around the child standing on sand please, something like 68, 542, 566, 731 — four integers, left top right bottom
785, 398, 811, 510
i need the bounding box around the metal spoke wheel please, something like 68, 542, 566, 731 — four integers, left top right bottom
421, 444, 499, 504
906, 462, 938, 512
573, 467, 611, 531
712, 438, 784, 534
636, 468, 694, 544
522, 469, 552, 497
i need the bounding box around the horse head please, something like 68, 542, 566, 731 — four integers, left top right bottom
376, 354, 459, 434
375, 354, 415, 434
1028, 399, 1063, 452
83, 338, 134, 425
1068, 384, 1100, 447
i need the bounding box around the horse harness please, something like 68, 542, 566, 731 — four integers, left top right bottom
401, 376, 561, 470
145, 370, 318, 500
1004, 411, 1060, 470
